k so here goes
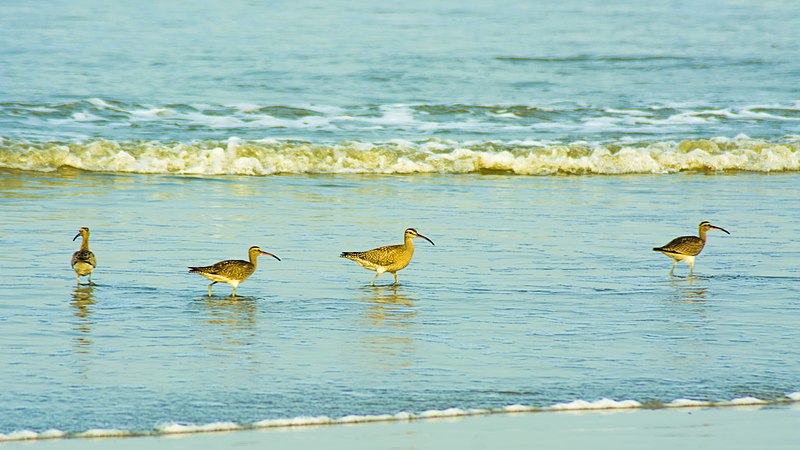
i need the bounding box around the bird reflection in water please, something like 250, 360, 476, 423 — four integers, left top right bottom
669, 276, 708, 304
70, 285, 94, 364
663, 277, 711, 365
360, 285, 417, 368
198, 296, 258, 350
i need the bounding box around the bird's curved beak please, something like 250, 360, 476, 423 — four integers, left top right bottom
73, 233, 81, 241
712, 225, 731, 235
417, 234, 435, 246
261, 251, 281, 261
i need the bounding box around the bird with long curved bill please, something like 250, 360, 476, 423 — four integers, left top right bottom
341, 228, 434, 286
71, 227, 96, 285
189, 246, 280, 297
653, 221, 730, 276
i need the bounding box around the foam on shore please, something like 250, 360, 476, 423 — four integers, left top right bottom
2, 393, 798, 443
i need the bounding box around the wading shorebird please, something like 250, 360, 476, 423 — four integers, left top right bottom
653, 221, 730, 276
340, 228, 435, 286
71, 227, 96, 285
189, 246, 280, 297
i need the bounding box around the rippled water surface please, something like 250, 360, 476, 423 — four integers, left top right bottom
1, 169, 799, 434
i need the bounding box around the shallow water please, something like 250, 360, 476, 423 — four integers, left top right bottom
1, 169, 798, 435
2, 0, 800, 439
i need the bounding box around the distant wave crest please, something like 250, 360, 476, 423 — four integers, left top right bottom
1, 136, 798, 175
3, 99, 800, 142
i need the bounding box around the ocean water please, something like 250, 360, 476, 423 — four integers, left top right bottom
1, 0, 799, 441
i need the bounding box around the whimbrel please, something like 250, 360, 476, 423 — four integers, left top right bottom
71, 227, 96, 285
341, 228, 434, 286
653, 221, 730, 276
189, 246, 280, 297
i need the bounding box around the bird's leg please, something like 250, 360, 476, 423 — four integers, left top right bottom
208, 281, 217, 297
88, 274, 94, 286
669, 260, 678, 276
231, 286, 237, 297
76, 274, 81, 285
688, 261, 694, 277
370, 272, 381, 286
393, 273, 399, 285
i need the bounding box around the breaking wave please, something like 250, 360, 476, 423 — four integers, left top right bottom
1, 136, 798, 176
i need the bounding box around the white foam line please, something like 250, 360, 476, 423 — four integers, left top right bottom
155, 422, 242, 434
2, 394, 799, 443
720, 397, 768, 406
667, 398, 708, 407
1, 430, 41, 440
253, 416, 335, 427
549, 398, 642, 411
76, 429, 134, 438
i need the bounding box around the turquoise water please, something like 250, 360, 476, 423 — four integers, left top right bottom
1, 0, 799, 439
2, 0, 800, 143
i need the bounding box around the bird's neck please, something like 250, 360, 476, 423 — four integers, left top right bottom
404, 236, 415, 251
80, 236, 90, 251
249, 253, 259, 267
698, 228, 708, 242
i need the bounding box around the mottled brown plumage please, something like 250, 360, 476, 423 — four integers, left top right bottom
189, 246, 280, 297
341, 228, 434, 286
71, 227, 96, 285
653, 221, 730, 275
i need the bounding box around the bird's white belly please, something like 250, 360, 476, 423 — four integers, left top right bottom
664, 252, 695, 265
355, 260, 382, 272
199, 273, 238, 286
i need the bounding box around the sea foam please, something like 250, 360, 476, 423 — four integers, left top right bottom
1, 136, 798, 176
2, 394, 798, 443
549, 398, 642, 410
